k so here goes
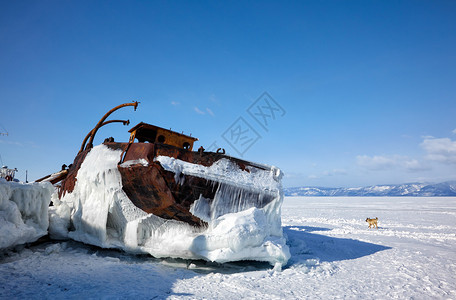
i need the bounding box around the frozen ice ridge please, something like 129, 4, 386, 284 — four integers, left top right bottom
0, 179, 53, 250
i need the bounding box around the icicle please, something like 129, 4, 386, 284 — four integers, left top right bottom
189, 194, 211, 222
208, 182, 275, 220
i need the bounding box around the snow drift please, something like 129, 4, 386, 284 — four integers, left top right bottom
0, 179, 53, 250
51, 145, 290, 266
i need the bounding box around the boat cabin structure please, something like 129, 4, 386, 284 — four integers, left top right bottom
128, 122, 198, 150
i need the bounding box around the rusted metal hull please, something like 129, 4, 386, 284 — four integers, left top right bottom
35, 169, 68, 185
59, 141, 273, 227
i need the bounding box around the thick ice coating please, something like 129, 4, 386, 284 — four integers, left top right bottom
0, 179, 53, 250
52, 145, 290, 266
155, 156, 283, 222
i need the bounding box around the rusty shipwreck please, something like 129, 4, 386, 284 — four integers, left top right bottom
40, 102, 283, 230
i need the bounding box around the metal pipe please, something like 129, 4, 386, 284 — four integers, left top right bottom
79, 119, 130, 153
84, 101, 139, 152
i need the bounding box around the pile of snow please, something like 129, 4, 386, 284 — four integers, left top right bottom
0, 179, 53, 250
51, 145, 290, 266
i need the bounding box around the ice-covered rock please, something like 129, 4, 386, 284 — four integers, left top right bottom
52, 145, 290, 266
0, 179, 53, 250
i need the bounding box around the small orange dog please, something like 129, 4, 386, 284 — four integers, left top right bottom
366, 217, 378, 229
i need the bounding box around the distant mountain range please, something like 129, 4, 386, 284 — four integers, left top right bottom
284, 181, 456, 197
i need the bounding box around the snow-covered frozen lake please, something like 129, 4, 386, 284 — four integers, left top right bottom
1, 196, 456, 299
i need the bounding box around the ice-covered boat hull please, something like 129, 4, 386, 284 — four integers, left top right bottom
51, 103, 289, 265
60, 141, 278, 227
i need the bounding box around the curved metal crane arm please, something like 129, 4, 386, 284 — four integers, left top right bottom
79, 119, 130, 154
83, 101, 139, 152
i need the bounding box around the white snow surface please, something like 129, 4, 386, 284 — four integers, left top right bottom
0, 179, 53, 249
1, 196, 455, 299
52, 145, 289, 266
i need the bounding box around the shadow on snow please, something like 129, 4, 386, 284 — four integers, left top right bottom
284, 225, 391, 267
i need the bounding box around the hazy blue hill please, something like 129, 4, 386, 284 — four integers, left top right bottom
284, 181, 456, 196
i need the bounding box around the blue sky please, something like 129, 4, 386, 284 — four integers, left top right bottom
1, 0, 455, 187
